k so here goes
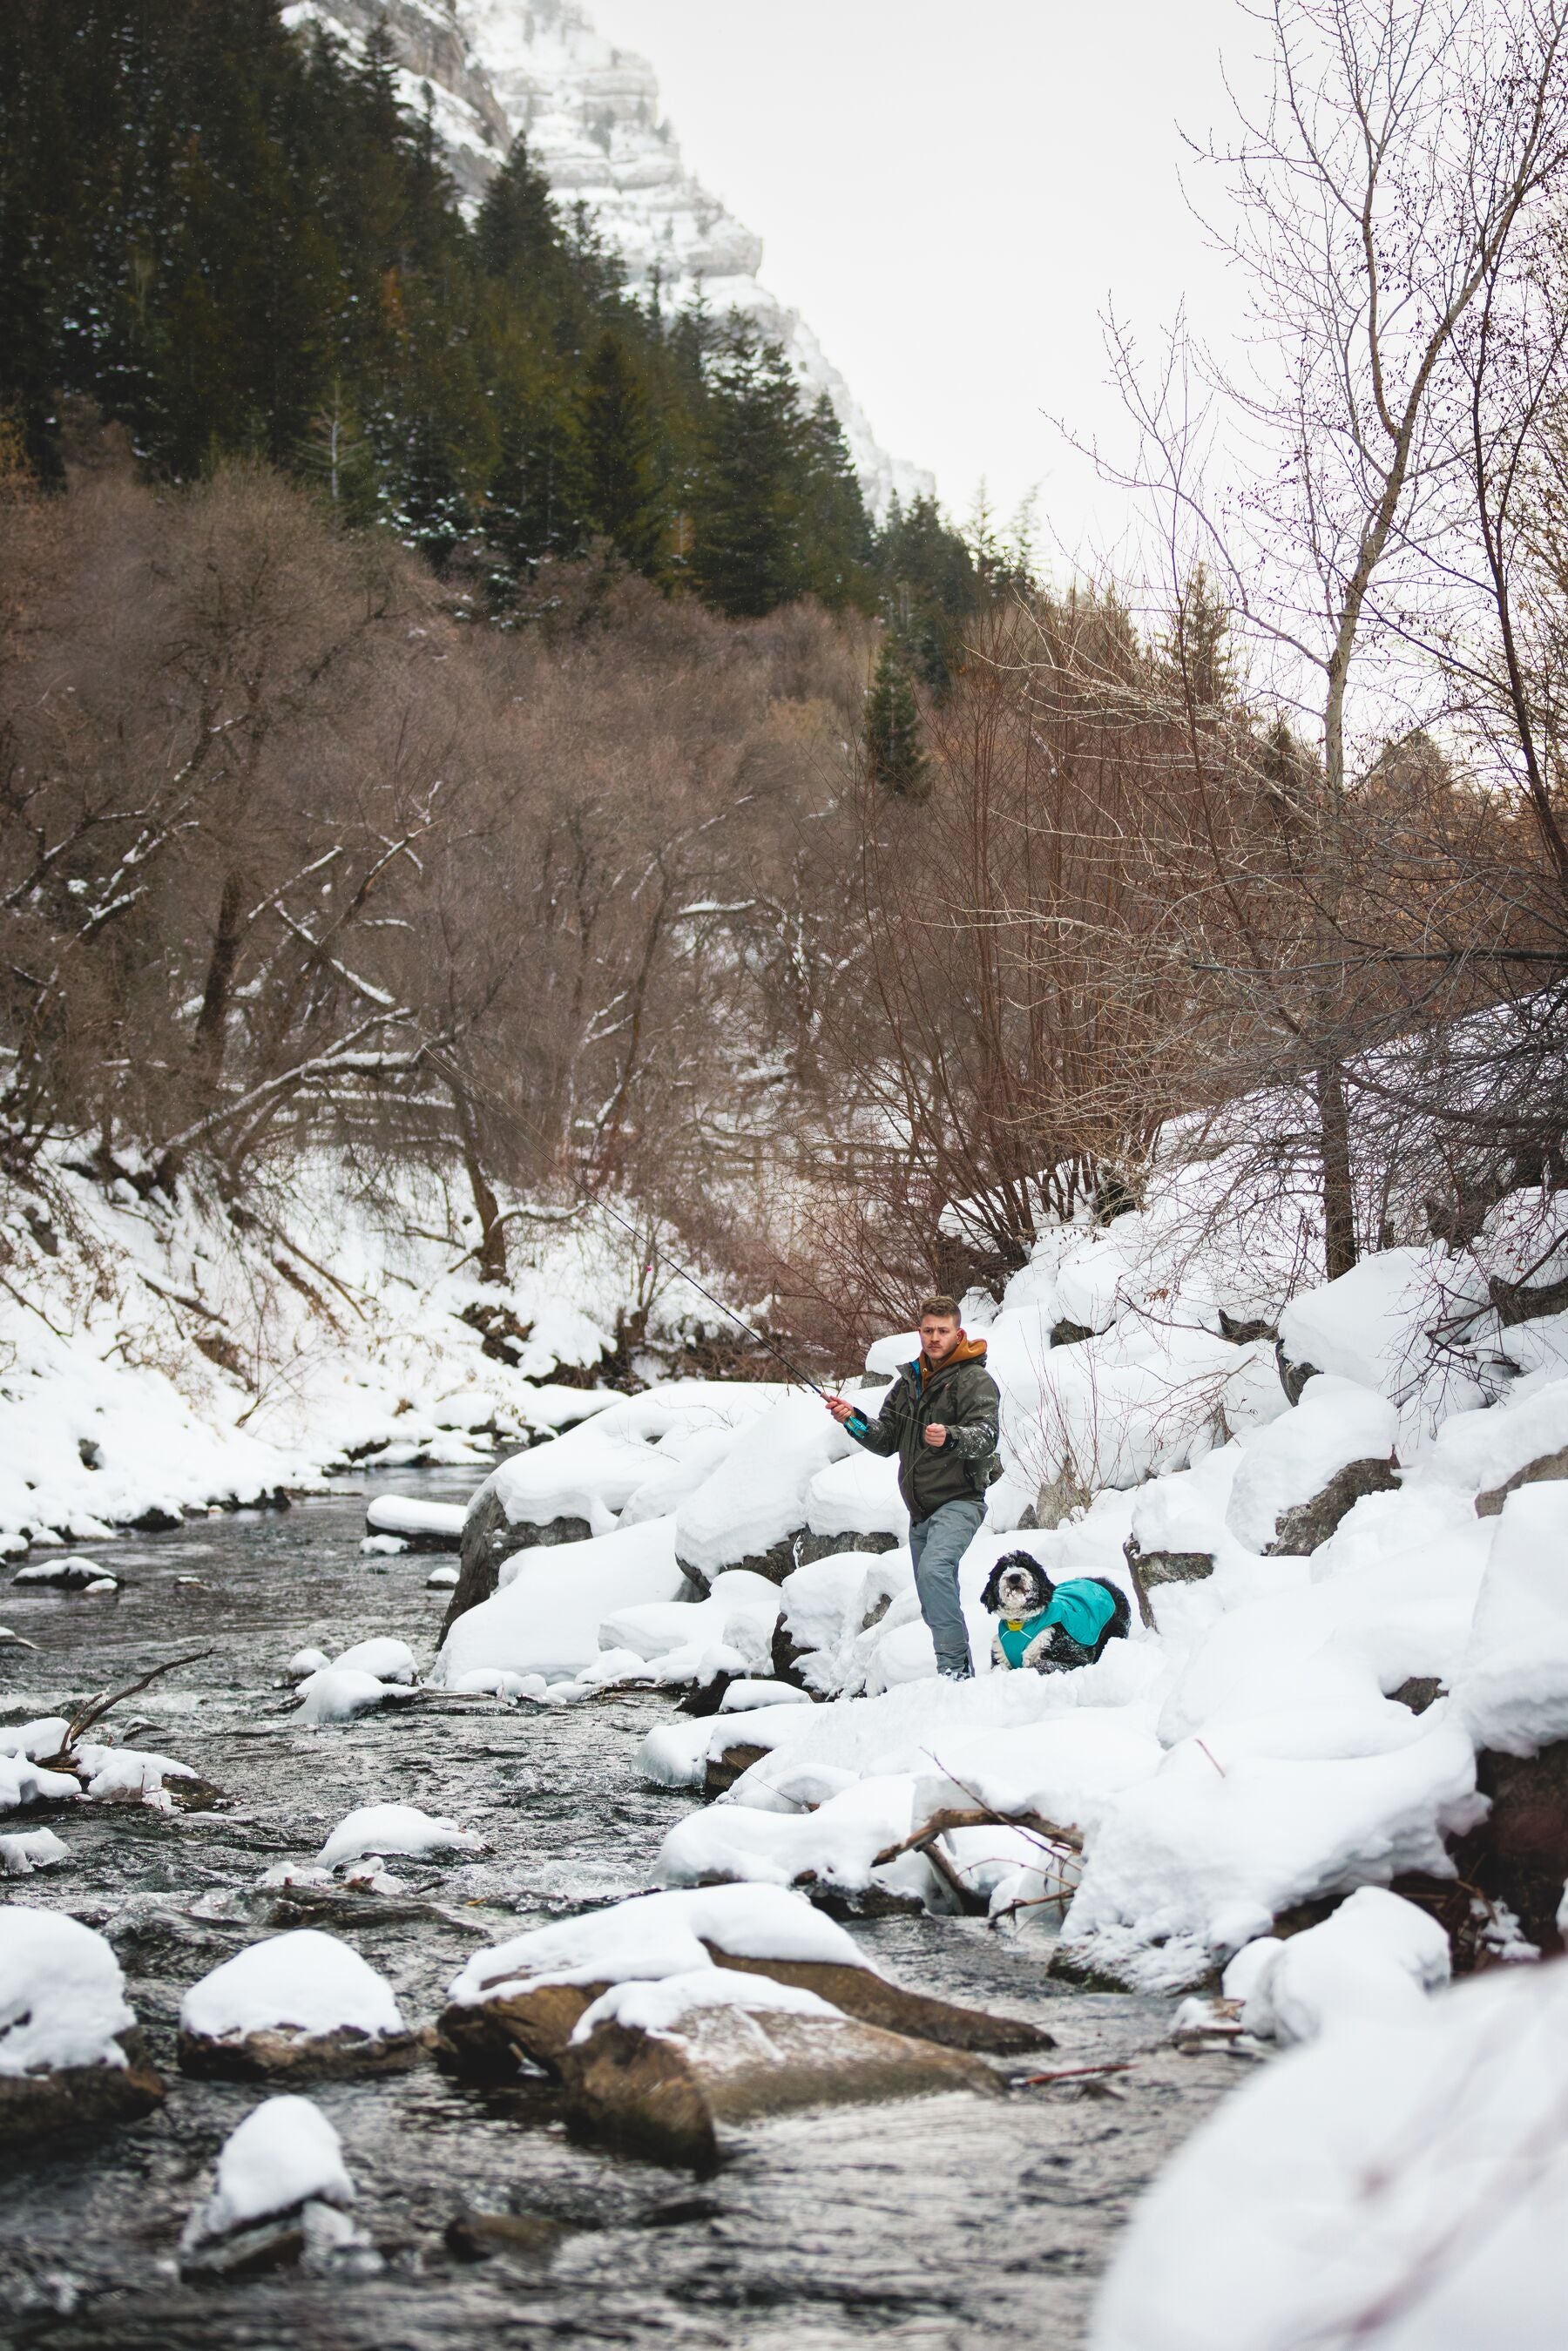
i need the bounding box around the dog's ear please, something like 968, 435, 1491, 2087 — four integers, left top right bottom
979, 1561, 1005, 1612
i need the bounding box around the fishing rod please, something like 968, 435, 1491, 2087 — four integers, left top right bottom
591, 1193, 842, 1406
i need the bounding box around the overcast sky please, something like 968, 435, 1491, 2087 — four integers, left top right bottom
585, 0, 1266, 565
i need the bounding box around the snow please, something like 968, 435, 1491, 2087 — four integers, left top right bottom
1415, 1375, 1568, 1498
0, 1753, 80, 1812
1277, 1246, 1487, 1442
180, 1929, 406, 2043
0, 1826, 70, 1875
184, 2096, 354, 2244
673, 1392, 857, 1580
328, 1637, 418, 1684
1092, 1956, 1568, 2351
294, 1667, 397, 1725
1223, 1888, 1451, 2044
656, 1773, 918, 1895
363, 1496, 463, 1541
1061, 1711, 1482, 1985
1224, 1375, 1399, 1552
318, 1804, 482, 1868
447, 1881, 873, 2009
803, 1446, 906, 1542
572, 1966, 841, 2041
0, 1907, 135, 2073
1450, 1482, 1568, 1754
599, 1567, 781, 1673
476, 1382, 783, 1541
75, 1741, 199, 1804
719, 1679, 813, 1712
431, 1516, 688, 1686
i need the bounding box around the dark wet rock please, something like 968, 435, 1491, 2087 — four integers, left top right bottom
1489, 1268, 1568, 1328
1124, 1534, 1214, 1590
677, 1671, 738, 1717
1267, 1455, 1400, 1554
437, 1977, 605, 2080
1477, 1445, 1568, 1517
177, 2021, 428, 2081
1391, 1675, 1445, 1715
1051, 1320, 1096, 1348
677, 1531, 801, 1593
1451, 1738, 1568, 1956
558, 2000, 1004, 2169
792, 1530, 898, 1569
180, 2198, 377, 2279
705, 1741, 769, 1795
1219, 1308, 1278, 1345
1275, 1344, 1319, 1405
444, 2209, 580, 2263
0, 2028, 164, 2139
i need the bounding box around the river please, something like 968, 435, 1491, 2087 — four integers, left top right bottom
0, 1471, 1240, 2349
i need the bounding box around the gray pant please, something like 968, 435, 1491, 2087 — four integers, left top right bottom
909, 1496, 983, 1677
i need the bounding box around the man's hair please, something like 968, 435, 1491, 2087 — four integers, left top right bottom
918, 1294, 962, 1323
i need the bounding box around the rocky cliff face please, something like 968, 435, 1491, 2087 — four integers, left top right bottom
284, 0, 929, 515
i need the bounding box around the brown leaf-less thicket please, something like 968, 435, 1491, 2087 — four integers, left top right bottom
0, 434, 871, 1295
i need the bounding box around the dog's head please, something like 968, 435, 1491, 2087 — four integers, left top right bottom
981, 1550, 1053, 1618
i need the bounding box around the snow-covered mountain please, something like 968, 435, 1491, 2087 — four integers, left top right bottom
285, 0, 930, 517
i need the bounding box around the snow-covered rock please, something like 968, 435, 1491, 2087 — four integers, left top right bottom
179, 1929, 418, 2077
1277, 1246, 1486, 1442
1451, 1482, 1568, 1756
318, 1804, 483, 1869
432, 1514, 688, 1686
1222, 1887, 1450, 2044
1225, 1375, 1400, 1554
674, 1392, 859, 1586
0, 1826, 70, 1875
1415, 1375, 1568, 1512
294, 1666, 400, 1726
1092, 1956, 1568, 2351
363, 1494, 463, 1550
328, 1636, 418, 1684
180, 2093, 355, 2252
0, 1906, 163, 2135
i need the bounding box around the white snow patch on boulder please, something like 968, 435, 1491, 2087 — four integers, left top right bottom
1451, 1482, 1568, 1755
1222, 1886, 1450, 2044
0, 1907, 135, 2072
180, 1929, 405, 2044
1225, 1375, 1398, 1553
318, 1804, 481, 1869
183, 2094, 354, 2245
432, 1516, 687, 1686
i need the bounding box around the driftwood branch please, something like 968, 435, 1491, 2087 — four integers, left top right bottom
40, 1649, 214, 1767
873, 1803, 1085, 1868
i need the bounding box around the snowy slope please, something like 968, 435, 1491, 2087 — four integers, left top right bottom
285, 0, 930, 516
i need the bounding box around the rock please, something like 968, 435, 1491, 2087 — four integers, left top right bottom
689, 1946, 1052, 2056
10, 1555, 120, 1592
0, 1908, 164, 2138
1267, 1456, 1401, 1554
1051, 1319, 1095, 1348
0, 2028, 165, 2138
558, 1991, 1004, 2168
705, 1741, 769, 1796
179, 2093, 377, 2278
1275, 1343, 1319, 1405
426, 1563, 459, 1589
1489, 1268, 1568, 1327
444, 2210, 576, 2263
1124, 1534, 1214, 1589
792, 1529, 898, 1569
363, 1495, 464, 1551
1453, 1738, 1568, 1956
440, 1484, 591, 1633
178, 1928, 424, 2080
1219, 1308, 1278, 1345
1477, 1444, 1568, 1517
676, 1531, 802, 1594
1391, 1676, 1444, 1715
436, 1948, 1049, 2082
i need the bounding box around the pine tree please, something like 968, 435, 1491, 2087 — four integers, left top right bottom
476, 135, 564, 287
691, 328, 808, 619
866, 637, 926, 796
578, 329, 665, 574
798, 392, 873, 611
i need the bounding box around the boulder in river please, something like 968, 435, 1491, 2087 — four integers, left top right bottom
179, 1928, 424, 2079
179, 2093, 379, 2277
0, 1906, 165, 2138
558, 1971, 1004, 2169
436, 1882, 1051, 2081
363, 1495, 464, 1552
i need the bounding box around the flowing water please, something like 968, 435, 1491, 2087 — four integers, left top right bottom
0, 1475, 1242, 2349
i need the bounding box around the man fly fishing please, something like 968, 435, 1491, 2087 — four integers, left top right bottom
825, 1295, 1000, 1680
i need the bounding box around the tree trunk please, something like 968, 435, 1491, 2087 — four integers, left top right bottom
453, 1084, 508, 1286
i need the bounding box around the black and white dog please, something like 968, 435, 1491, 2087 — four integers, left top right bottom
980, 1550, 1131, 1674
